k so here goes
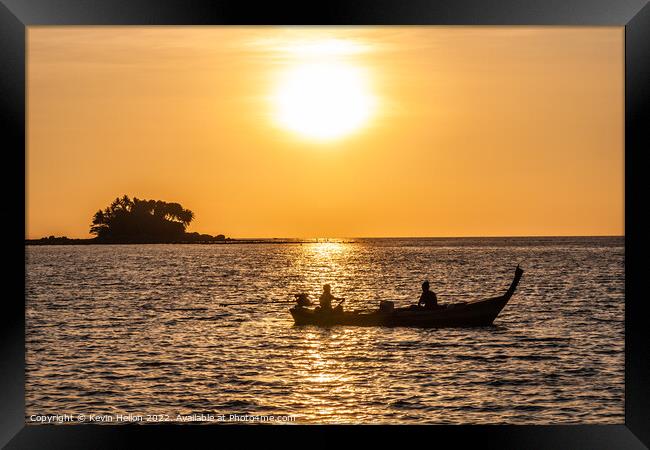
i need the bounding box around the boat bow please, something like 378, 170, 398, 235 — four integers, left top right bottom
504, 265, 524, 300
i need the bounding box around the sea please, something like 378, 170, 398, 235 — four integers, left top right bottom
25, 237, 624, 424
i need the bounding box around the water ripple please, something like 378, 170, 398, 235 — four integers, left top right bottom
25, 237, 624, 424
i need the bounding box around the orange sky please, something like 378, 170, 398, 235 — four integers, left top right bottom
27, 27, 624, 239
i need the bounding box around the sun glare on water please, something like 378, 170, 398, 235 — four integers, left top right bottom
272, 39, 377, 141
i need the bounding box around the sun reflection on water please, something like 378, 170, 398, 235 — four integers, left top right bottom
305, 241, 347, 258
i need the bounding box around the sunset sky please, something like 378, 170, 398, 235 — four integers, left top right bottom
27, 27, 623, 239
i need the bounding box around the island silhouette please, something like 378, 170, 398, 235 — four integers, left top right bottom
25, 194, 318, 245
27, 195, 226, 245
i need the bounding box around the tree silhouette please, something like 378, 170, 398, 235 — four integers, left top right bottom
90, 195, 196, 242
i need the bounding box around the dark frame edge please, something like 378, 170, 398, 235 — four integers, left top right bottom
1, 0, 650, 25
625, 1, 650, 448
1, 0, 649, 448
0, 0, 26, 449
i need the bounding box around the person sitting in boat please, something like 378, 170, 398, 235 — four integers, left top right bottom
418, 281, 438, 309
318, 284, 344, 313
294, 293, 312, 307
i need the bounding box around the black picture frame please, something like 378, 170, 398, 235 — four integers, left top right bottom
2, 0, 648, 448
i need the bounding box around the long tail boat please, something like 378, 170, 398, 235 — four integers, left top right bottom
289, 265, 523, 328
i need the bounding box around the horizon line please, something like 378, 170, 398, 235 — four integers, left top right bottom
25, 234, 625, 241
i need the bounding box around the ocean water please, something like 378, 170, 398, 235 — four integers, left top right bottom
25, 237, 624, 424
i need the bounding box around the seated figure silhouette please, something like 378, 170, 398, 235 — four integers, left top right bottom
317, 284, 344, 314
418, 281, 438, 310
294, 293, 312, 307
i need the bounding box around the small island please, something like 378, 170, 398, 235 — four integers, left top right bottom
27, 195, 227, 245
25, 195, 317, 245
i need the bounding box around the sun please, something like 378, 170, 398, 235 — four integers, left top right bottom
273, 61, 376, 141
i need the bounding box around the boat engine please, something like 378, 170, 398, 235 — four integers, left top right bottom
379, 300, 394, 312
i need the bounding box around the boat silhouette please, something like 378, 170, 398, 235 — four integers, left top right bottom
289, 265, 524, 328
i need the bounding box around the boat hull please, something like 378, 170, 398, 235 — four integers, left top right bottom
289, 266, 523, 328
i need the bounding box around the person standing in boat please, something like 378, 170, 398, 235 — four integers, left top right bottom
319, 284, 344, 313
418, 281, 438, 309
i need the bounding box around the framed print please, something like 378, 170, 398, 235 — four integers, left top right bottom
2, 0, 648, 448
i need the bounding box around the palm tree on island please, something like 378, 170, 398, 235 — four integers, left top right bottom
89, 195, 224, 243
27, 195, 314, 245
26, 195, 223, 244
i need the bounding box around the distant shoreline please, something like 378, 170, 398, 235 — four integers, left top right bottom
24, 236, 623, 246
24, 237, 319, 246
